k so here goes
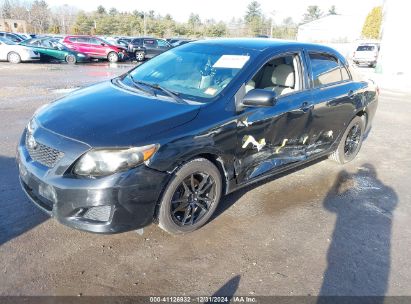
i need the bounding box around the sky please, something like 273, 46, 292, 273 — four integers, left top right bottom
46, 0, 383, 24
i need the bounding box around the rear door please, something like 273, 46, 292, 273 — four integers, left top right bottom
304, 51, 359, 156
143, 38, 158, 57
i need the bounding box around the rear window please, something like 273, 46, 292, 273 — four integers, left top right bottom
309, 53, 343, 87
356, 45, 375, 51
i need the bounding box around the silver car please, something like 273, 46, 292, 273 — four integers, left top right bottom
0, 37, 40, 63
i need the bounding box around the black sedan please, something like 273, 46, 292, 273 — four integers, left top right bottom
17, 39, 378, 235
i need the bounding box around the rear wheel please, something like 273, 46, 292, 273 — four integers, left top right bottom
66, 54, 76, 64
158, 158, 222, 234
8, 52, 21, 64
329, 116, 365, 164
135, 51, 145, 62
107, 52, 119, 63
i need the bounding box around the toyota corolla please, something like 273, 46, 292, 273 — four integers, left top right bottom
17, 39, 378, 234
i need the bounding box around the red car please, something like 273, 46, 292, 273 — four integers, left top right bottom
63, 35, 127, 63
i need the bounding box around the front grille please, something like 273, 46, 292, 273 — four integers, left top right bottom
25, 133, 64, 168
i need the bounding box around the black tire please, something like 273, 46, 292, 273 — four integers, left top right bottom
8, 52, 21, 64
107, 51, 119, 63
135, 51, 145, 62
66, 54, 76, 64
158, 158, 222, 234
329, 115, 365, 164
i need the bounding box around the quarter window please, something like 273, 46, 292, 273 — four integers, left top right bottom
309, 53, 342, 87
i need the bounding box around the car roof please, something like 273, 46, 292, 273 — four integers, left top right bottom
193, 38, 335, 52
190, 38, 345, 63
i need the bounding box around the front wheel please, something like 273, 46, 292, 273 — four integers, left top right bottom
107, 52, 119, 63
8, 52, 21, 64
329, 116, 365, 164
66, 54, 76, 64
135, 51, 145, 62
158, 158, 222, 234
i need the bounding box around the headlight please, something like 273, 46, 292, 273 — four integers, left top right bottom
27, 118, 38, 133
73, 144, 159, 177
77, 54, 86, 57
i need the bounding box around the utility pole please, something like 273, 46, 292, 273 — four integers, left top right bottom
143, 12, 147, 35
270, 10, 276, 38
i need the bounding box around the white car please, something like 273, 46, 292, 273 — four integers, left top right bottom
0, 37, 40, 63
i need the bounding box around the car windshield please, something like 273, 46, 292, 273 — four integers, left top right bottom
357, 45, 375, 51
0, 37, 16, 45
125, 43, 254, 102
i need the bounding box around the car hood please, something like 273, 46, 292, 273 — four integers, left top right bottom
35, 81, 201, 147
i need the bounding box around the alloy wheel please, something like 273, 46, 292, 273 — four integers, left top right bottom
8, 52, 21, 63
170, 172, 216, 226
344, 123, 361, 157
108, 52, 118, 63
135, 52, 144, 61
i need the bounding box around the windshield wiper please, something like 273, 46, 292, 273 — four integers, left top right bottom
129, 77, 186, 104
128, 74, 155, 96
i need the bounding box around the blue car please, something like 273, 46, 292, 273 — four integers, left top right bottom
17, 39, 378, 234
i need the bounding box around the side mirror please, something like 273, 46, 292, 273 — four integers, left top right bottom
101, 43, 106, 46
242, 89, 277, 107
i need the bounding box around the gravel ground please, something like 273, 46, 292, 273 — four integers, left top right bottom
0, 62, 410, 297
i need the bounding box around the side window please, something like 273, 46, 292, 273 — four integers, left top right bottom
88, 38, 100, 45
246, 54, 301, 96
6, 34, 18, 42
157, 39, 169, 47
76, 37, 89, 43
132, 38, 142, 45
309, 53, 342, 87
69, 38, 77, 43
143, 39, 157, 47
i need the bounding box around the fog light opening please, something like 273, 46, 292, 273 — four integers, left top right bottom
82, 205, 112, 222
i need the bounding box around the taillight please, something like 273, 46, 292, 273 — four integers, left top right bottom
376, 86, 380, 96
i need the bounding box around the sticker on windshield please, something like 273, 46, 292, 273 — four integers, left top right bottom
213, 55, 250, 69
204, 87, 218, 96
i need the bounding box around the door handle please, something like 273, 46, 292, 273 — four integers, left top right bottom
300, 102, 313, 112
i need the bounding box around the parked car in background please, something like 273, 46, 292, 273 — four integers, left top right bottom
171, 39, 196, 47
0, 32, 26, 43
352, 43, 380, 67
0, 37, 40, 63
63, 35, 128, 63
128, 37, 172, 61
17, 33, 37, 40
18, 39, 378, 235
21, 37, 90, 64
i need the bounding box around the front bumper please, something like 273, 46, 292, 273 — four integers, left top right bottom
17, 128, 170, 234
353, 58, 377, 65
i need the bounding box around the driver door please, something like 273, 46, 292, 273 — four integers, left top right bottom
235, 52, 314, 183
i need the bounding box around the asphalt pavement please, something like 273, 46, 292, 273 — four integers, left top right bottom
0, 62, 410, 296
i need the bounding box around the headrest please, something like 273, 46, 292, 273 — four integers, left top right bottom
271, 64, 295, 87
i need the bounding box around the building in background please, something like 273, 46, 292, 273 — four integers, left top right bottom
0, 19, 27, 33
378, 0, 410, 76
297, 15, 363, 43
